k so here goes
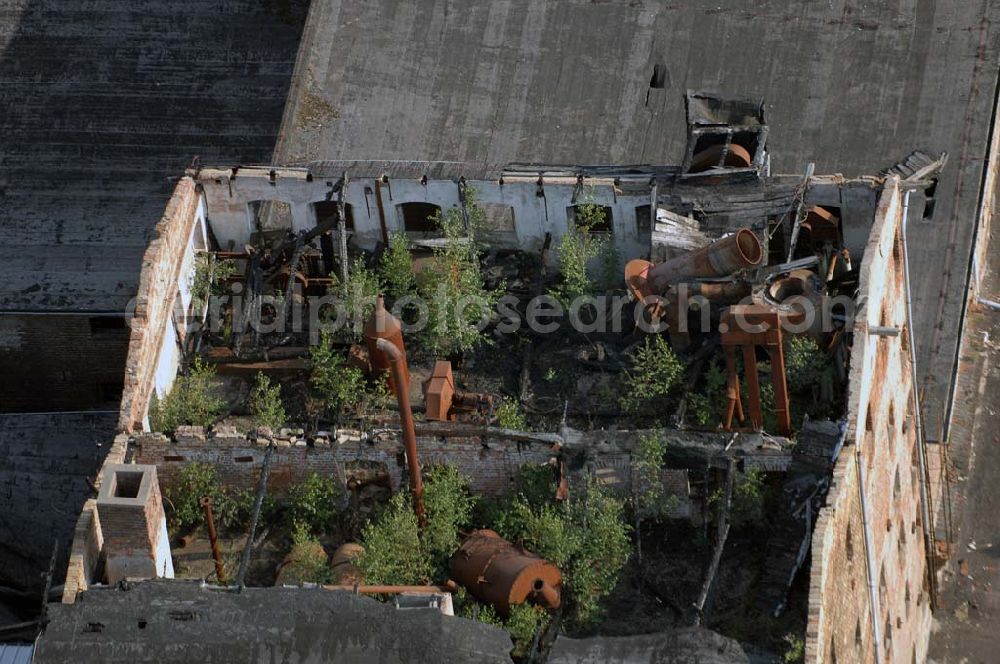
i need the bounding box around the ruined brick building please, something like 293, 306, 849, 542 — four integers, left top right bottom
3, 0, 1000, 662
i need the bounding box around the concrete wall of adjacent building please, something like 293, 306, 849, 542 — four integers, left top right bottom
805, 178, 932, 663
0, 314, 130, 412
118, 176, 208, 433
197, 166, 653, 262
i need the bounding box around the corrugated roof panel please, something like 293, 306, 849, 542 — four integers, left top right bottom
0, 643, 34, 664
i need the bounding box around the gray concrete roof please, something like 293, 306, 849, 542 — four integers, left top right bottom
277, 0, 1000, 439
35, 581, 514, 663
0, 0, 306, 312
0, 412, 116, 590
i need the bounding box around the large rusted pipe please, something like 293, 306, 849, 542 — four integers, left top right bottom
200, 496, 226, 584
625, 229, 763, 327
374, 336, 425, 528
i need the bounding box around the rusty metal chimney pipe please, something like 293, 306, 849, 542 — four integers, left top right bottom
647, 228, 762, 291
375, 337, 426, 528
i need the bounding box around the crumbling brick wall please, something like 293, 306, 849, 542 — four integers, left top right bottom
118, 176, 205, 432
806, 178, 932, 663
62, 434, 129, 603
133, 426, 558, 497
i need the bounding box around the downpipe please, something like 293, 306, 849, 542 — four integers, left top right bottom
901, 190, 938, 609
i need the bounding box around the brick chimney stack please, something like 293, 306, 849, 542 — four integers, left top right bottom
96, 464, 174, 583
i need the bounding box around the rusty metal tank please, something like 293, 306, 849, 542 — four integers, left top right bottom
626, 228, 763, 303
450, 529, 561, 616
329, 543, 365, 585
363, 295, 409, 394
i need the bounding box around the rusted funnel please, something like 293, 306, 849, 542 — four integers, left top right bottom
626, 228, 763, 303
363, 296, 409, 394
450, 529, 561, 616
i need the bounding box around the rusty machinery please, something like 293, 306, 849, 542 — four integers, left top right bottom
423, 360, 496, 422
450, 529, 561, 616
625, 228, 764, 347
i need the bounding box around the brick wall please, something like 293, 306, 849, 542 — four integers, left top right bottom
133, 426, 558, 497
118, 176, 203, 432
62, 434, 129, 603
0, 314, 129, 412
805, 178, 933, 663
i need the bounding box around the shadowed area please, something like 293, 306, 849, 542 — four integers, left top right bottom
0, 0, 308, 312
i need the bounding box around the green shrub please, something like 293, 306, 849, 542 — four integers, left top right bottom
505, 604, 549, 658
619, 335, 684, 414
379, 232, 416, 299
191, 254, 237, 307
785, 336, 829, 393
514, 464, 558, 510
422, 465, 476, 576
286, 472, 344, 535
687, 359, 728, 427
710, 468, 767, 529
278, 527, 331, 585
492, 481, 631, 629
495, 399, 528, 431
249, 372, 286, 432
783, 632, 805, 663
355, 493, 432, 585
309, 333, 366, 419
416, 196, 499, 356
164, 462, 218, 532
552, 199, 608, 304
633, 430, 678, 520
148, 358, 227, 432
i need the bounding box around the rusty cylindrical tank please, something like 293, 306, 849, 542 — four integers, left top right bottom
363, 296, 409, 394
626, 228, 763, 304
329, 543, 365, 585
450, 530, 562, 616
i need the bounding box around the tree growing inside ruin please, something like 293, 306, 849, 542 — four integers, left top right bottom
148, 357, 227, 432
416, 190, 499, 357
619, 335, 685, 414
379, 232, 416, 299
308, 333, 366, 421
249, 372, 286, 432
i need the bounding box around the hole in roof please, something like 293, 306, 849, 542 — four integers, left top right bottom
649, 63, 668, 89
